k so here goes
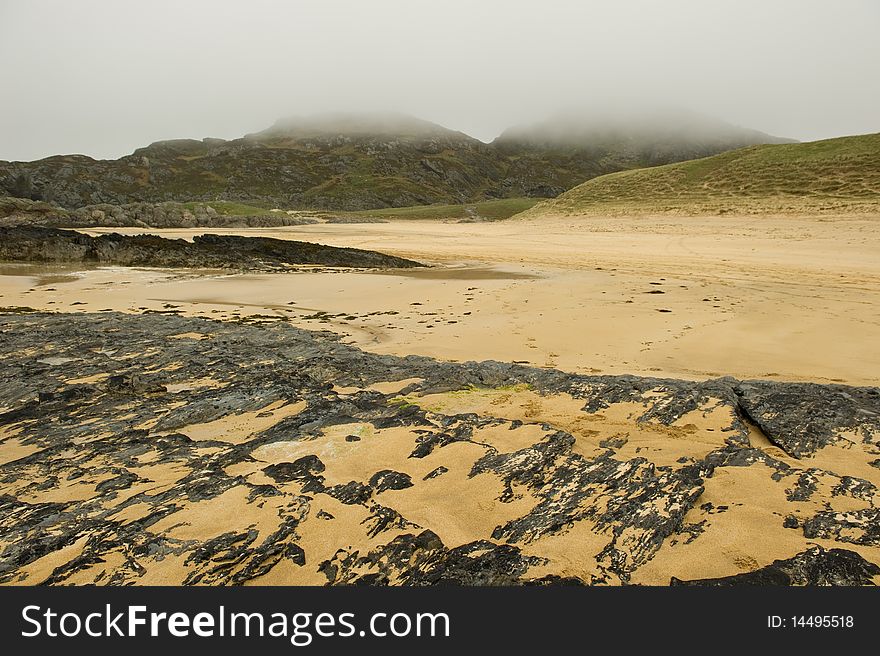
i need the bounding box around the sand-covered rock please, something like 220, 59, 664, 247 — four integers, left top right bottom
671, 547, 880, 585
0, 311, 877, 586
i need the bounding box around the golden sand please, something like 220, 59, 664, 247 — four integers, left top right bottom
1, 214, 876, 385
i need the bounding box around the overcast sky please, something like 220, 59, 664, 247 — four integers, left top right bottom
1, 0, 878, 161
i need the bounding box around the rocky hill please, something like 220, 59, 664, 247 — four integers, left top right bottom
0, 111, 791, 213
0, 113, 503, 211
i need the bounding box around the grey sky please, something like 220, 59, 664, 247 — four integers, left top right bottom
1, 0, 878, 161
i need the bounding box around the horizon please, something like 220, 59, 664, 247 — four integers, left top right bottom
1, 0, 878, 161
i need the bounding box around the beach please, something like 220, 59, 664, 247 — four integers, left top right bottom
2, 213, 878, 385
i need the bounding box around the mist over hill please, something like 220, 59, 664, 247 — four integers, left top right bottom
255, 112, 467, 140
492, 107, 796, 195
521, 132, 880, 217
498, 107, 792, 156
0, 110, 792, 212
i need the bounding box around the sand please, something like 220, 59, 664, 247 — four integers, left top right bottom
1, 214, 877, 385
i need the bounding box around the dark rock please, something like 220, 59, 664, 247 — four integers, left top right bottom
423, 466, 448, 480
0, 310, 877, 586
95, 470, 139, 493
369, 470, 414, 494
0, 226, 423, 270
671, 547, 880, 586
319, 530, 548, 586
802, 508, 880, 546
326, 481, 373, 506
735, 381, 880, 458
264, 456, 326, 485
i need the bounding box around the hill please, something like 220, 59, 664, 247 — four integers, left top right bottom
0, 113, 507, 211
492, 108, 794, 196
520, 133, 880, 217
0, 111, 791, 213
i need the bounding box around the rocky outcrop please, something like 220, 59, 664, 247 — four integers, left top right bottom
734, 380, 880, 458
0, 226, 424, 270
0, 197, 319, 229
0, 127, 507, 211
319, 530, 554, 585
0, 311, 877, 586
671, 547, 880, 586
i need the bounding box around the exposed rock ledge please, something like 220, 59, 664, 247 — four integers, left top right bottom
0, 226, 423, 270
0, 196, 321, 229
0, 311, 878, 586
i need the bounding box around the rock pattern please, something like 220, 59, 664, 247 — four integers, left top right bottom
0, 226, 423, 270
671, 547, 880, 586
0, 310, 878, 586
734, 380, 880, 458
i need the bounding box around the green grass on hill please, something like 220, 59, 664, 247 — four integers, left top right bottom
520, 133, 880, 217
346, 197, 540, 221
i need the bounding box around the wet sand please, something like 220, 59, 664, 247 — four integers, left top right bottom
1, 214, 878, 386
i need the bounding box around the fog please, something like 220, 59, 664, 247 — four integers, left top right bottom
1, 0, 878, 161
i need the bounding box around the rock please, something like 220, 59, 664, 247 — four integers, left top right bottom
735, 381, 880, 458
671, 547, 880, 586
0, 197, 321, 229
318, 530, 552, 586
369, 470, 414, 493
802, 508, 880, 546
0, 226, 424, 270
424, 466, 448, 480
0, 310, 877, 586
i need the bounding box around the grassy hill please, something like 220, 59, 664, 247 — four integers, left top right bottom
520, 133, 880, 217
